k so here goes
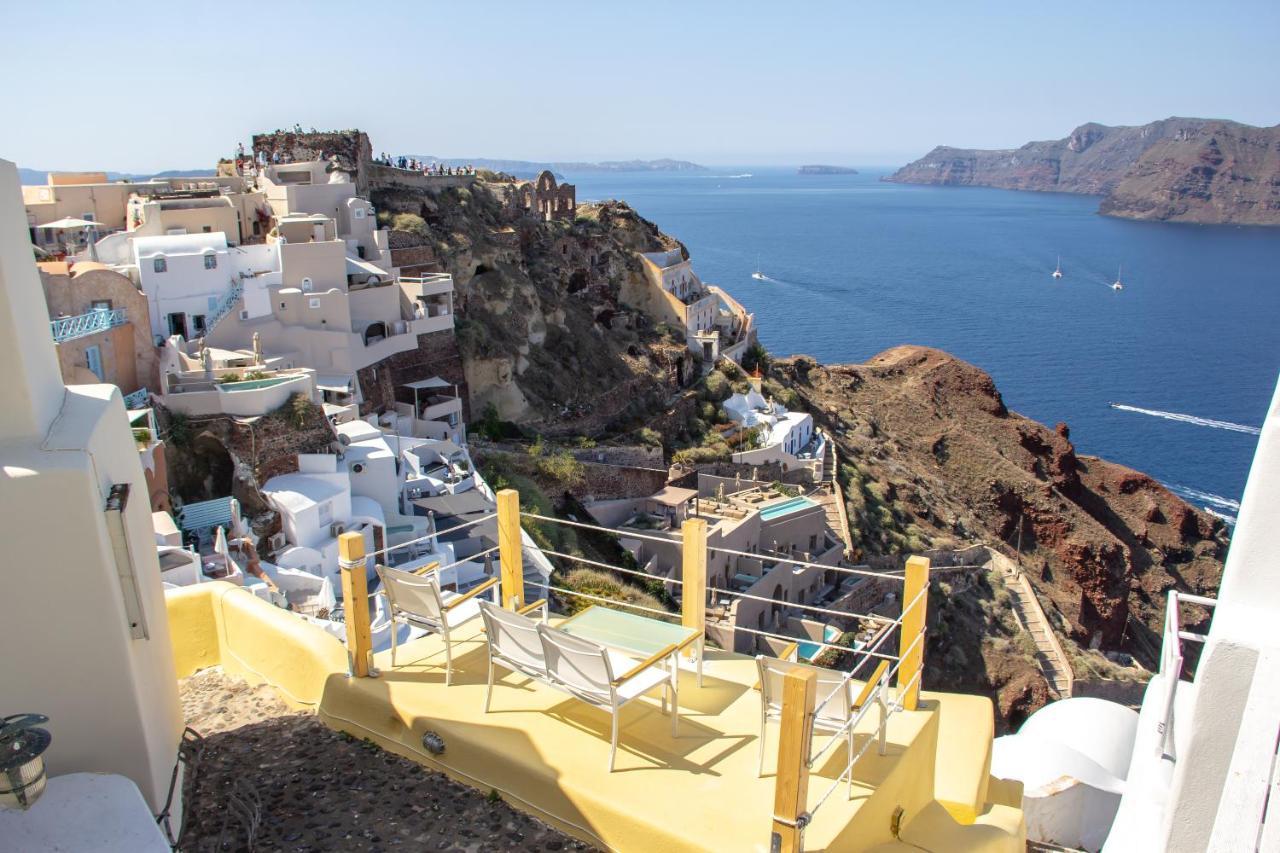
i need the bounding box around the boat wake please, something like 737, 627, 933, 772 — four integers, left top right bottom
1167, 484, 1241, 512
1167, 484, 1241, 526
1110, 403, 1261, 436
697, 173, 753, 179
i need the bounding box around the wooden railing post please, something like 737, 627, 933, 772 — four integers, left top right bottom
497, 488, 524, 610
771, 667, 817, 853
339, 531, 374, 678
681, 517, 707, 653
898, 555, 930, 711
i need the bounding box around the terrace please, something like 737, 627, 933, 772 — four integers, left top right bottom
164, 490, 1025, 851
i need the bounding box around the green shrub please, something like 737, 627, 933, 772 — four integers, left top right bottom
166, 413, 190, 447
536, 449, 585, 491
636, 427, 662, 447
703, 370, 730, 402
245, 370, 269, 381
217, 372, 243, 384
558, 568, 669, 617
390, 212, 429, 235
672, 444, 730, 465
742, 342, 770, 374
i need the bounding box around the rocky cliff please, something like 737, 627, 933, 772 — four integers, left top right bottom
887, 117, 1280, 225
371, 178, 697, 437
776, 347, 1226, 662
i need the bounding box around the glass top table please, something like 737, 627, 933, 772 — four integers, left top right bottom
558, 606, 704, 685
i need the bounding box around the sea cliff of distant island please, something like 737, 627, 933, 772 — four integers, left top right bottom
887, 117, 1280, 226
798, 164, 858, 175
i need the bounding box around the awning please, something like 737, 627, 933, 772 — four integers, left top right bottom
345, 256, 389, 277
403, 376, 451, 390
646, 486, 699, 508
38, 217, 103, 230
315, 373, 354, 393
413, 492, 494, 517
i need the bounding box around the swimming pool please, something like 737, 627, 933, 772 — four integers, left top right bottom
219, 376, 293, 391
797, 624, 843, 661
759, 496, 818, 521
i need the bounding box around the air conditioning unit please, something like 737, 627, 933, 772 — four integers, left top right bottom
267, 532, 287, 552
330, 522, 346, 538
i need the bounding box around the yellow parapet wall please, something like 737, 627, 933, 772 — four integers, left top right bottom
165, 584, 1024, 852
166, 583, 346, 708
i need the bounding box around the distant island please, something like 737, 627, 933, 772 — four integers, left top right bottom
886, 117, 1280, 226
798, 165, 858, 175
18, 166, 216, 184
408, 156, 707, 179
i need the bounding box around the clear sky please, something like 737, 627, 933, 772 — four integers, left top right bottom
3, 0, 1277, 171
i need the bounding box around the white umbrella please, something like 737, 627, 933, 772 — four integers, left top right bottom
38, 218, 103, 261
38, 217, 103, 230
213, 525, 230, 575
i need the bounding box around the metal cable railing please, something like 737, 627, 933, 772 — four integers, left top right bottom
539, 548, 683, 586
722, 623, 902, 663
545, 585, 676, 619
368, 546, 501, 598
367, 513, 496, 560
705, 544, 895, 581
521, 511, 682, 547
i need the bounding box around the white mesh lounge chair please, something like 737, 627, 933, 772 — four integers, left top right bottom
537, 623, 678, 771
478, 598, 550, 712
755, 655, 888, 777
376, 564, 499, 685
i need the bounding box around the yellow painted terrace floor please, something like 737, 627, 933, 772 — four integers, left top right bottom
168, 583, 1024, 852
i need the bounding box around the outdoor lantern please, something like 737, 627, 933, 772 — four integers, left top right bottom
0, 714, 51, 810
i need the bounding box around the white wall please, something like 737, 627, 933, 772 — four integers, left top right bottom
134, 236, 236, 341
0, 159, 182, 810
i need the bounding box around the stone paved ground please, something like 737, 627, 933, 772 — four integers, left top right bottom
179, 668, 595, 852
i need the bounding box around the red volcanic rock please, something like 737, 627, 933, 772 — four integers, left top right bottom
778, 346, 1227, 659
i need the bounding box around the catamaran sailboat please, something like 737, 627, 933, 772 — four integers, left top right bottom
1112, 265, 1124, 291
1052, 256, 1063, 279
751, 255, 766, 281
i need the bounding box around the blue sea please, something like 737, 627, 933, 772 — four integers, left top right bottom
567, 168, 1280, 522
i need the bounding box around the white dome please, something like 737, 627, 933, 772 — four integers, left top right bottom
1019, 697, 1139, 781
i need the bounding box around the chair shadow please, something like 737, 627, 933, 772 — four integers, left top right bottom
672, 669, 750, 716
541, 696, 751, 776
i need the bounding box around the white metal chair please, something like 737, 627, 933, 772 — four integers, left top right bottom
375, 564, 499, 685
537, 623, 678, 771
477, 598, 550, 712
755, 655, 882, 777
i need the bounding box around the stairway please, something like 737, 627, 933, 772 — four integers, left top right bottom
818, 436, 856, 557
994, 556, 1073, 698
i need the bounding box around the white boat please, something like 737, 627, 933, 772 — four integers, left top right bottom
1112, 265, 1124, 291
1052, 256, 1063, 279
751, 255, 766, 281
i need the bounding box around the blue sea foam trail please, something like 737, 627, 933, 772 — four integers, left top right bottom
1110, 403, 1262, 436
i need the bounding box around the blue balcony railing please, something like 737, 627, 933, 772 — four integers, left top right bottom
50, 308, 127, 343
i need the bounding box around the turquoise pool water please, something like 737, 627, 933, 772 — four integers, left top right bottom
220, 376, 293, 391
760, 496, 817, 521
797, 624, 843, 661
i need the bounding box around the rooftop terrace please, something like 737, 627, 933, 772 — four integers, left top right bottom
168, 564, 1024, 851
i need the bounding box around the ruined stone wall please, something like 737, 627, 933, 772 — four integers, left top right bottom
251, 129, 373, 194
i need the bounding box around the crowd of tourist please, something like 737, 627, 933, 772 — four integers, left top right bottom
376, 154, 476, 176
